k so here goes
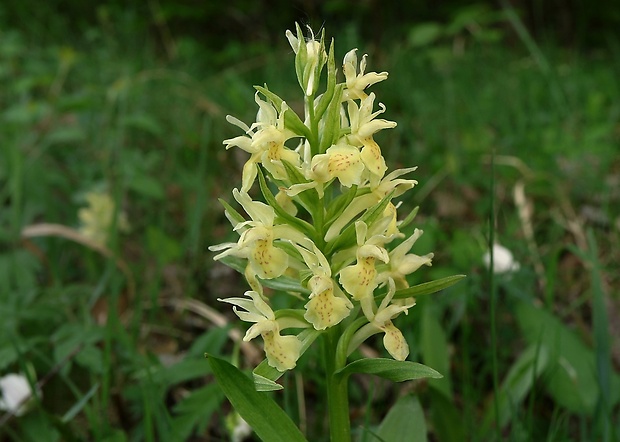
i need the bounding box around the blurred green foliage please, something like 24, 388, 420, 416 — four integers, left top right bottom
1, 0, 619, 440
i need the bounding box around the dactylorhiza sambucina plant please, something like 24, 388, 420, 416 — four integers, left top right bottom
208, 24, 464, 442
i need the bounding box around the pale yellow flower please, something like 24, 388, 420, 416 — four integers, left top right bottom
377, 228, 434, 290
342, 93, 396, 186
220, 291, 304, 371
294, 242, 352, 330
224, 94, 300, 191
210, 189, 307, 280
78, 190, 129, 246
342, 49, 389, 100
347, 93, 396, 142
347, 280, 415, 361
338, 221, 389, 314
309, 140, 365, 187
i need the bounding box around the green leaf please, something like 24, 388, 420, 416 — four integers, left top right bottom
280, 160, 318, 212
253, 373, 283, 391
393, 275, 466, 299
255, 85, 309, 138
481, 344, 549, 433
428, 389, 465, 442
326, 190, 395, 255
420, 304, 452, 398
263, 275, 311, 295
516, 301, 620, 414
150, 358, 212, 387
408, 22, 444, 47
207, 355, 307, 442
375, 395, 427, 442
146, 226, 181, 264
218, 255, 311, 295
122, 114, 163, 137
257, 166, 317, 239
314, 39, 337, 120
396, 205, 419, 230
324, 185, 359, 229
170, 383, 224, 440
128, 174, 166, 200
318, 84, 344, 153
218, 197, 246, 226
335, 358, 442, 382
62, 383, 100, 423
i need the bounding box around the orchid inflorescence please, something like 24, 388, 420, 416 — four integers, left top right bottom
210, 24, 434, 373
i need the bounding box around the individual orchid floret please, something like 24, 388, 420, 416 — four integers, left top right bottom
347, 93, 396, 143
294, 242, 353, 330
219, 291, 305, 371
325, 167, 418, 242
210, 189, 307, 280
309, 139, 365, 187
342, 49, 388, 100
377, 228, 434, 290
347, 280, 415, 361
345, 93, 396, 183
224, 95, 300, 191
339, 221, 390, 319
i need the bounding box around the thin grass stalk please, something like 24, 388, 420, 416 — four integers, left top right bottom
489, 148, 501, 441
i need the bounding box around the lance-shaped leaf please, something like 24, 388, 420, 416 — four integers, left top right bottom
279, 160, 319, 213
206, 355, 307, 442
335, 358, 442, 382
257, 166, 317, 241
393, 274, 466, 299
325, 190, 395, 255
218, 198, 246, 225
314, 39, 337, 120
397, 205, 420, 230
324, 185, 363, 230
218, 255, 311, 295
376, 395, 428, 442
481, 344, 549, 434
318, 84, 344, 154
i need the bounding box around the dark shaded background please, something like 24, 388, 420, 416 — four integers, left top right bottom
2, 0, 619, 57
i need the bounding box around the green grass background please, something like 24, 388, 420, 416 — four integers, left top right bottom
1, 2, 619, 441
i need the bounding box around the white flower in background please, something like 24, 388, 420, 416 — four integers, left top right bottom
0, 373, 38, 416
226, 412, 252, 442
483, 243, 520, 274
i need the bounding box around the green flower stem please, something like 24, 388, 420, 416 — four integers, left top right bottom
324, 326, 351, 441
306, 93, 319, 156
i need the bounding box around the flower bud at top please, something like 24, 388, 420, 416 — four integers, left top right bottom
286, 24, 327, 96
